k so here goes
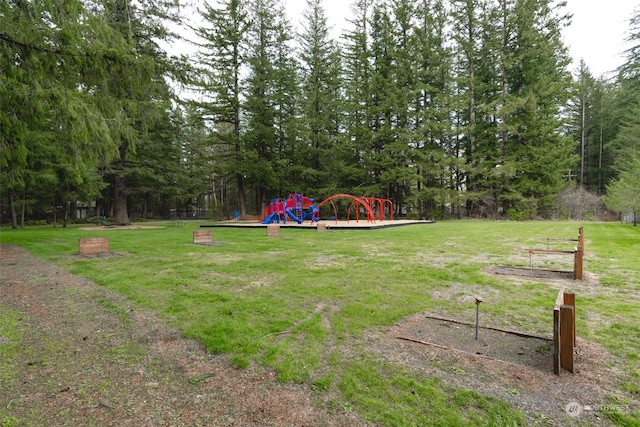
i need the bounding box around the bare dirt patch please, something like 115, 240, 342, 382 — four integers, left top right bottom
364, 310, 628, 426
490, 265, 576, 281
79, 225, 164, 231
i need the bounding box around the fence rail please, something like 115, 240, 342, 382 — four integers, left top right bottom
526, 227, 584, 280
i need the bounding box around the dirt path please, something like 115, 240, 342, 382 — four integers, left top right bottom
0, 245, 364, 427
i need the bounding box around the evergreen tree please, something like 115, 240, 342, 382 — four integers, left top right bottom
0, 0, 125, 227
271, 14, 301, 196
243, 0, 295, 212
589, 79, 620, 194
605, 157, 640, 226
619, 7, 640, 82
457, 0, 574, 218
196, 0, 249, 217
450, 0, 496, 217
569, 60, 595, 188
341, 0, 374, 194
297, 0, 343, 197
96, 0, 180, 225
367, 3, 396, 197
604, 7, 640, 225
609, 7, 640, 171
414, 0, 456, 219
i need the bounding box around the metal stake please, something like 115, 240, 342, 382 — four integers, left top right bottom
475, 297, 483, 339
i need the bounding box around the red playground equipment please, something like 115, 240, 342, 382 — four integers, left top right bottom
262, 193, 318, 224
262, 193, 394, 224
311, 194, 394, 224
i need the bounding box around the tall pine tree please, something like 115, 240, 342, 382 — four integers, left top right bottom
297, 0, 343, 198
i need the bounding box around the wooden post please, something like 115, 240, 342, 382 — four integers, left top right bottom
267, 224, 280, 237
578, 227, 584, 248
553, 290, 576, 375
553, 290, 564, 375
574, 227, 584, 280
317, 223, 327, 233
560, 304, 575, 373
553, 308, 560, 375
574, 245, 584, 280
563, 292, 576, 347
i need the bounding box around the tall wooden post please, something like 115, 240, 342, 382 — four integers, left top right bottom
553, 290, 576, 375
574, 227, 584, 280
560, 304, 575, 373
574, 246, 584, 280
578, 227, 584, 248
553, 308, 560, 375
563, 292, 576, 347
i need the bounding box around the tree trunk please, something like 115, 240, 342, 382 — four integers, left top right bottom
10, 193, 18, 229
63, 201, 69, 228
598, 124, 603, 194
142, 194, 149, 219
20, 190, 26, 228
113, 177, 130, 225
580, 88, 586, 189
236, 172, 247, 218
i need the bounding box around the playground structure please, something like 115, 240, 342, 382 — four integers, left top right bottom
311, 194, 393, 224
262, 194, 319, 224
262, 193, 395, 225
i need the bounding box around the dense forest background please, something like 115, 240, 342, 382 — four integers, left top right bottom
1, 0, 639, 227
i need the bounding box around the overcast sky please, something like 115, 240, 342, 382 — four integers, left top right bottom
283, 0, 638, 77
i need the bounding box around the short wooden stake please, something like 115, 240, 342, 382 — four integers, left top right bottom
317, 223, 327, 233
267, 224, 280, 237
193, 230, 213, 245
79, 237, 110, 255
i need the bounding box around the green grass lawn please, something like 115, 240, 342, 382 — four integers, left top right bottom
1, 220, 639, 426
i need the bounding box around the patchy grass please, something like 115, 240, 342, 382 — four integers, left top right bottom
1, 220, 639, 424
0, 307, 22, 385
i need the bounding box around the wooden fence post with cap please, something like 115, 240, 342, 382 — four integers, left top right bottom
574, 227, 584, 280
